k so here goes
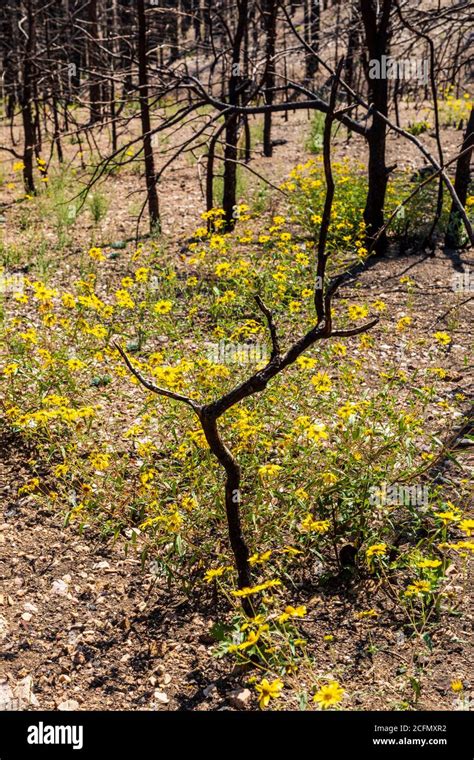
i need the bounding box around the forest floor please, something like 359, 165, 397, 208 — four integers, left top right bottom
0, 105, 473, 711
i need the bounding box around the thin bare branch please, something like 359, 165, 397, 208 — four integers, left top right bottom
113, 342, 202, 414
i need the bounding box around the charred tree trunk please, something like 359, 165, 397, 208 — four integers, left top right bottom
206, 121, 226, 215
360, 0, 393, 255
88, 0, 102, 124
345, 19, 358, 92
262, 0, 277, 157
21, 0, 36, 194
445, 106, 474, 248
243, 116, 251, 163
110, 0, 119, 153
52, 89, 64, 163
200, 413, 251, 605
2, 9, 17, 120
136, 0, 160, 230
45, 16, 63, 163
33, 75, 42, 156
222, 0, 248, 228
306, 0, 320, 79
223, 113, 239, 227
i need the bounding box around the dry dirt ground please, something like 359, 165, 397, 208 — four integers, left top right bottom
0, 100, 469, 246
1, 248, 472, 712
0, 107, 473, 712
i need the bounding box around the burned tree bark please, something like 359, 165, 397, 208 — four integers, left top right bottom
20, 0, 36, 194
360, 0, 393, 254
116, 65, 378, 607
262, 0, 277, 157
305, 0, 320, 80
136, 0, 160, 230
88, 0, 102, 124
222, 0, 248, 228
445, 106, 474, 248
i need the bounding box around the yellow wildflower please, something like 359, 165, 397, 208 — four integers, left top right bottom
88, 247, 105, 262
255, 678, 283, 709
313, 681, 344, 709
154, 300, 173, 314
433, 332, 451, 346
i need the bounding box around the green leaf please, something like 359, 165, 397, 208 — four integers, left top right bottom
209, 621, 228, 642
90, 375, 112, 387
422, 633, 433, 651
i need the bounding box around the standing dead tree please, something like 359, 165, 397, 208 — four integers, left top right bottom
3, 0, 469, 245
20, 0, 37, 194
445, 105, 474, 248
221, 0, 249, 228
262, 0, 278, 157
115, 62, 378, 605
137, 0, 160, 231
277, 0, 473, 248
88, 0, 103, 125
359, 0, 393, 254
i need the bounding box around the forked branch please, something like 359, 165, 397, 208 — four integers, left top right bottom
116, 60, 379, 603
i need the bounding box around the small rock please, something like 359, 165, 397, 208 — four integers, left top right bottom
149, 641, 167, 658
51, 579, 69, 596
228, 688, 252, 710
14, 675, 39, 708
199, 632, 215, 645
0, 682, 14, 711
21, 613, 32, 622
0, 614, 8, 641
162, 673, 172, 686
57, 699, 80, 711
153, 690, 169, 704
203, 683, 217, 698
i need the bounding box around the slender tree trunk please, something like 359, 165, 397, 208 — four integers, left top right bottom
262, 0, 277, 157
136, 0, 160, 230
110, 0, 118, 152
222, 0, 248, 228
445, 106, 474, 248
52, 91, 64, 163
206, 121, 226, 215
243, 116, 251, 163
200, 413, 251, 600
304, 0, 310, 64
306, 0, 320, 79
360, 0, 392, 254
21, 0, 36, 194
2, 10, 16, 120
223, 114, 239, 226
393, 76, 400, 127
193, 0, 201, 41
88, 0, 102, 124
345, 20, 358, 92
